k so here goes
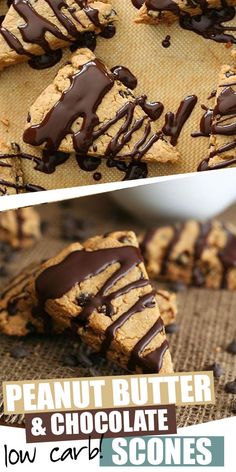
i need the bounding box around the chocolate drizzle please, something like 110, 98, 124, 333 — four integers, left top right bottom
163, 95, 197, 145
191, 105, 213, 137
35, 246, 168, 373
111, 66, 138, 90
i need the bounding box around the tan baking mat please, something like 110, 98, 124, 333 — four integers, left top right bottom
0, 0, 235, 191
1, 198, 236, 427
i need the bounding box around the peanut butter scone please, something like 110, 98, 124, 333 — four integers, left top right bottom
28, 231, 173, 374
23, 48, 180, 163
135, 0, 236, 25
0, 207, 41, 248
141, 220, 236, 290
0, 0, 116, 71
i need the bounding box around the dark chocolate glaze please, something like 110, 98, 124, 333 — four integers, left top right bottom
99, 24, 116, 39
77, 154, 101, 171
161, 224, 183, 275
191, 105, 213, 137
35, 246, 167, 373
198, 154, 236, 171
0, 0, 107, 57
111, 66, 138, 90
212, 87, 236, 135
163, 95, 197, 145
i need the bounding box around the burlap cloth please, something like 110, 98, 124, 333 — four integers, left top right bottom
0, 1, 235, 191
0, 198, 236, 427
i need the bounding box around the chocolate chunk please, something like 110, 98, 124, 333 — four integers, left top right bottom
205, 362, 224, 378
77, 293, 92, 307
61, 215, 92, 242
165, 323, 180, 334
10, 346, 28, 359
225, 379, 236, 394
227, 339, 236, 354
62, 353, 79, 367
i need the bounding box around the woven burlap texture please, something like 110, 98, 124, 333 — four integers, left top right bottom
1, 199, 236, 427
0, 0, 235, 190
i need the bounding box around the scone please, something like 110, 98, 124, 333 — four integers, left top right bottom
23, 48, 180, 163
28, 231, 173, 374
0, 207, 41, 248
141, 220, 236, 290
0, 0, 116, 70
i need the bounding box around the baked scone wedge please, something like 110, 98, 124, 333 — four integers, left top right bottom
23, 48, 180, 163
0, 263, 65, 336
28, 231, 173, 374
141, 220, 236, 290
0, 0, 116, 71
199, 64, 236, 171
0, 141, 23, 196
0, 207, 41, 248
135, 0, 236, 25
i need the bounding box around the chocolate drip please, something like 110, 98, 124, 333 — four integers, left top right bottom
77, 154, 101, 171
111, 66, 138, 90
163, 95, 197, 145
0, 178, 45, 194
208, 89, 217, 100
191, 105, 213, 137
23, 59, 114, 153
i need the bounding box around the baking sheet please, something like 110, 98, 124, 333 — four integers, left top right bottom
1, 198, 236, 426
0, 0, 235, 191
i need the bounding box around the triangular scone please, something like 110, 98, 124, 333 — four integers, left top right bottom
0, 207, 41, 248
0, 0, 116, 70
135, 0, 236, 25
28, 231, 173, 374
141, 220, 236, 290
203, 64, 236, 170
0, 263, 66, 336
0, 141, 23, 195
23, 48, 179, 163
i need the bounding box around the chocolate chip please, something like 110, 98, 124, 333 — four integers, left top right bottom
10, 346, 28, 359
225, 379, 236, 394
77, 293, 91, 307
62, 354, 79, 367
205, 362, 224, 378
8, 300, 18, 316
166, 323, 180, 334
26, 322, 38, 334
167, 281, 187, 292
61, 215, 92, 242
227, 339, 236, 354
232, 401, 236, 414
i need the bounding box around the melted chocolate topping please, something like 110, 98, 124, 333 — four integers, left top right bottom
163, 95, 197, 145
219, 229, 236, 287
191, 105, 213, 137
28, 49, 62, 70
35, 246, 167, 373
111, 66, 138, 90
